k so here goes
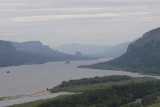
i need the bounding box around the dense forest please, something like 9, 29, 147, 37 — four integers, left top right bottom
10, 75, 159, 107
53, 75, 132, 88
50, 75, 155, 93
39, 80, 160, 107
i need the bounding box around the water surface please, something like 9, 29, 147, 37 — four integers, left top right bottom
0, 58, 159, 106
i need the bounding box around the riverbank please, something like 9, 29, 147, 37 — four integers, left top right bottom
0, 92, 73, 107
0, 91, 51, 101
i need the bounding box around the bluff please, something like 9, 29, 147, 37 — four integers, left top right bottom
0, 40, 47, 67
12, 41, 60, 55
81, 28, 160, 74
12, 41, 94, 61
0, 40, 94, 67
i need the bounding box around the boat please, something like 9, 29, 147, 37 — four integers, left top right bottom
6, 71, 10, 73
65, 61, 70, 64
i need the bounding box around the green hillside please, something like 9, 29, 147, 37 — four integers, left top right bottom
80, 28, 160, 74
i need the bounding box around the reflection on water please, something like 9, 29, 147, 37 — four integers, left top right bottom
0, 58, 159, 106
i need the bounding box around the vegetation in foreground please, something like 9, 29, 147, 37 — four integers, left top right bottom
8, 95, 71, 107
38, 80, 160, 107
9, 75, 158, 107
50, 75, 156, 93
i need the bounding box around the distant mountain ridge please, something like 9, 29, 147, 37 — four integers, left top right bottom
103, 42, 130, 57
0, 40, 16, 52
80, 27, 160, 74
0, 40, 47, 67
12, 41, 63, 55
0, 40, 94, 67
56, 42, 131, 57
56, 43, 108, 54
11, 41, 95, 59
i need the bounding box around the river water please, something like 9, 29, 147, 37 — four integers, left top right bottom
0, 58, 159, 106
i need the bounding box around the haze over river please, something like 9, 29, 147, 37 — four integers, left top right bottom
0, 58, 160, 106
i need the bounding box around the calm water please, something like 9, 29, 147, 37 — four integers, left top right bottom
0, 58, 160, 106
0, 92, 73, 107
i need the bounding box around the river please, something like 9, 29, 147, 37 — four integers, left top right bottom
0, 58, 159, 106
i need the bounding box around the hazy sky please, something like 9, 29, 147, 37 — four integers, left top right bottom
0, 0, 160, 47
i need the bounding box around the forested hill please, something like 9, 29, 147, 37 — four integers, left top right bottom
0, 40, 47, 67
0, 40, 95, 67
80, 27, 160, 74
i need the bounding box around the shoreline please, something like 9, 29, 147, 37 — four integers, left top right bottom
0, 91, 74, 107
0, 91, 51, 101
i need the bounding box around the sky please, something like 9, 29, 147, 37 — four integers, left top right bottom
0, 0, 160, 47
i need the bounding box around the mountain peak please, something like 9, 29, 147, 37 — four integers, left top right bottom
0, 40, 16, 52
130, 27, 160, 48
20, 41, 43, 45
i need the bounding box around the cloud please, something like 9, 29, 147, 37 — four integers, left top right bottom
10, 12, 150, 23
0, 33, 15, 36
1, 0, 159, 10
0, 32, 23, 36
0, 7, 109, 12
10, 13, 121, 22
0, 0, 160, 46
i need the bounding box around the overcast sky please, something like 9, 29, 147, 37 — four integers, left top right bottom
0, 0, 160, 47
